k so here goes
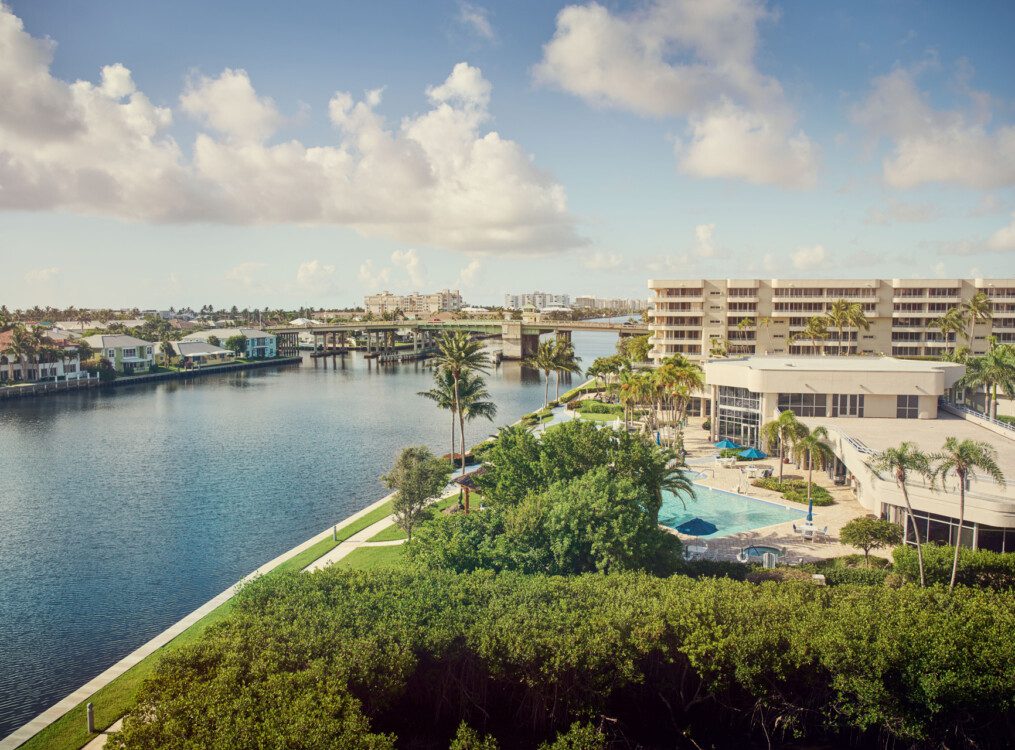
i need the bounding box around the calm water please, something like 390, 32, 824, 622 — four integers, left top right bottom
659, 482, 806, 537
0, 329, 623, 739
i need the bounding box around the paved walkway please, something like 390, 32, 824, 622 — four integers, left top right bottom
305, 517, 405, 571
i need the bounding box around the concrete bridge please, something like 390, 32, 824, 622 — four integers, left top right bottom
266, 319, 648, 359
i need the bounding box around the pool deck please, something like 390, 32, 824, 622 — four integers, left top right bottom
675, 418, 876, 563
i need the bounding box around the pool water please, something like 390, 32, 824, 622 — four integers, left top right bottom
659, 480, 806, 537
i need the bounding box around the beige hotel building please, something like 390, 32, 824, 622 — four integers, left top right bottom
647, 278, 1015, 362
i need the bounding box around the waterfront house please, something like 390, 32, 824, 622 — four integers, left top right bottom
183, 328, 277, 358
0, 329, 85, 383
83, 334, 155, 375
169, 341, 236, 367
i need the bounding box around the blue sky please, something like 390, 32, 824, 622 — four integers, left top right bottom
2, 0, 1015, 310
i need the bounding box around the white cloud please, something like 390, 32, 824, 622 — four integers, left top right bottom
296, 260, 338, 293
457, 258, 482, 286
358, 259, 391, 289
792, 244, 827, 270
693, 223, 716, 257
0, 6, 581, 254
457, 2, 495, 41
24, 266, 60, 282
180, 68, 282, 142
391, 248, 426, 288
534, 0, 817, 187
853, 66, 1015, 189
225, 261, 272, 293
582, 251, 624, 270
987, 213, 1015, 252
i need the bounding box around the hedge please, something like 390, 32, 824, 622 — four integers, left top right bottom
893, 544, 1015, 589
752, 477, 835, 506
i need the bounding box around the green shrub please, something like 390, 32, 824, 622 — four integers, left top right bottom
576, 400, 622, 414
751, 478, 834, 506
113, 570, 1015, 749
821, 567, 891, 586
893, 544, 1015, 589
719, 448, 751, 461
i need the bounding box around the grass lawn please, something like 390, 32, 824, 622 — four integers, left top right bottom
577, 411, 623, 422
19, 498, 395, 750
365, 495, 462, 542
340, 545, 407, 570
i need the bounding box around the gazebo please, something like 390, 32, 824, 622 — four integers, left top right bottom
452, 466, 487, 514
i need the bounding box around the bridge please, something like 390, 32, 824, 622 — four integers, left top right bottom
266, 319, 649, 359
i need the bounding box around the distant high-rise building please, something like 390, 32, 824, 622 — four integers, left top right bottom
502, 291, 570, 310
364, 289, 462, 317
573, 295, 648, 311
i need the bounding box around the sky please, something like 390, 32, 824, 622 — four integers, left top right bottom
2, 0, 1015, 310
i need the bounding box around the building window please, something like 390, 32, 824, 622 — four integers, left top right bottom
832, 394, 864, 417
777, 392, 827, 417
896, 395, 919, 418
716, 386, 761, 446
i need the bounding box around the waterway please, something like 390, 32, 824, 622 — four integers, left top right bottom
0, 326, 625, 739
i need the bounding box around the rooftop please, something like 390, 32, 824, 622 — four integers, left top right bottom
708, 355, 963, 375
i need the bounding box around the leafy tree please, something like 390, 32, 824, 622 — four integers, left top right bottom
931, 438, 1006, 592
449, 723, 499, 750
381, 446, 450, 542
839, 517, 903, 567
866, 442, 932, 586
223, 334, 247, 356
207, 335, 221, 347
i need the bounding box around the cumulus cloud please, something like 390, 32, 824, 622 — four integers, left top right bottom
534, 0, 817, 187
582, 251, 624, 270
0, 6, 581, 254
852, 66, 1015, 189
457, 258, 482, 286
457, 1, 494, 41
296, 259, 338, 293
391, 248, 426, 288
225, 261, 272, 293
24, 266, 60, 282
692, 223, 716, 257
358, 259, 391, 289
792, 244, 827, 270
987, 214, 1015, 252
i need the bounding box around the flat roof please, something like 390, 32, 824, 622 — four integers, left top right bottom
707, 355, 963, 374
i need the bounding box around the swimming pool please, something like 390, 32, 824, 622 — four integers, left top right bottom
659, 480, 806, 537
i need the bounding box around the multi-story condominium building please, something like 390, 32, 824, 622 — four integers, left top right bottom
183, 328, 277, 358
364, 289, 463, 317
503, 291, 570, 310
573, 295, 648, 310
648, 278, 1015, 363
82, 334, 155, 375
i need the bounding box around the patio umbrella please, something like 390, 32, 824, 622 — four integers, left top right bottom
714, 439, 740, 449
739, 447, 767, 460
676, 517, 718, 536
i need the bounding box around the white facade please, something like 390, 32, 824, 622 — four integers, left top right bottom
364, 289, 463, 317
503, 291, 571, 310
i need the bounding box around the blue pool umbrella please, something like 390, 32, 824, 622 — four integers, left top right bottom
714, 439, 740, 449
739, 447, 767, 460
676, 517, 718, 536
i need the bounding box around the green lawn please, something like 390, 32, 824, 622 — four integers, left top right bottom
365, 495, 462, 542
577, 411, 623, 422
339, 545, 407, 570
19, 499, 395, 750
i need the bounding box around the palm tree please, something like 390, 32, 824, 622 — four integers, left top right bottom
931, 438, 1006, 592
525, 339, 557, 408
457, 370, 497, 490
791, 425, 835, 523
826, 299, 851, 355
637, 446, 696, 525
6, 326, 34, 382
433, 331, 490, 475
160, 338, 175, 368
962, 291, 993, 346
845, 303, 870, 354
551, 339, 582, 400
794, 316, 829, 355
761, 410, 807, 482
960, 342, 1015, 420
929, 308, 965, 359
866, 442, 933, 587
418, 368, 458, 461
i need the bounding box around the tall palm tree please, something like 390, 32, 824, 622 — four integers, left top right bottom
160, 338, 175, 368
929, 307, 966, 359
525, 339, 557, 408
434, 330, 490, 475
962, 291, 993, 346
931, 438, 1006, 592
825, 299, 852, 355
418, 368, 458, 461
793, 316, 829, 355
6, 325, 34, 382
791, 425, 834, 523
761, 410, 807, 482
960, 342, 1015, 420
845, 303, 870, 355
551, 339, 582, 400
457, 370, 497, 492
866, 442, 932, 587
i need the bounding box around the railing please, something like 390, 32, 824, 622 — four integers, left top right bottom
939, 399, 1015, 434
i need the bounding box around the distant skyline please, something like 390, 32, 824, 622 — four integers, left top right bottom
3, 0, 1015, 309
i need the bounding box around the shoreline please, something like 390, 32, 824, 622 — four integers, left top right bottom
0, 357, 303, 401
